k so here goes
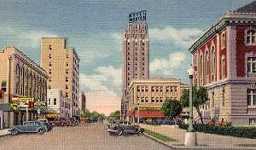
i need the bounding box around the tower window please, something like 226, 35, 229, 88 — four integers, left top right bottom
49, 45, 52, 50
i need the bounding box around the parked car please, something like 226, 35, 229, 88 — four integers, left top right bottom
107, 124, 144, 136
38, 119, 53, 131
9, 121, 47, 135
121, 124, 144, 136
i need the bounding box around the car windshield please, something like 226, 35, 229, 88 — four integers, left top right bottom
24, 122, 34, 126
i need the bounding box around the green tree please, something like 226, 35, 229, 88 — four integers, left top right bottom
180, 86, 208, 124
90, 111, 100, 121
80, 109, 91, 118
109, 110, 120, 120
161, 99, 182, 119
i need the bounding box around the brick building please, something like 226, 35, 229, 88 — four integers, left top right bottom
121, 10, 149, 120
127, 78, 188, 122
0, 47, 47, 127
40, 37, 80, 118
190, 1, 256, 125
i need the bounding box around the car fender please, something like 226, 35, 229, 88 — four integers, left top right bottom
12, 127, 23, 132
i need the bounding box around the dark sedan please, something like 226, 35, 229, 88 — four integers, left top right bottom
107, 124, 144, 136
9, 121, 47, 135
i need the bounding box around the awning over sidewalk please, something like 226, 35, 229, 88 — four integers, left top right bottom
134, 110, 165, 118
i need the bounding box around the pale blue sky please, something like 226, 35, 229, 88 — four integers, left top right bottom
0, 0, 253, 97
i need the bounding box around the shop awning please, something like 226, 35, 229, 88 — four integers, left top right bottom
134, 110, 165, 118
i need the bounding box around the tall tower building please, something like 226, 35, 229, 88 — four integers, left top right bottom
40, 37, 80, 117
121, 10, 149, 120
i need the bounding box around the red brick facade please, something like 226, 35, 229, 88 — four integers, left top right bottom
189, 2, 256, 125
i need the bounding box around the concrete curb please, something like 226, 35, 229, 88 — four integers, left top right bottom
143, 132, 256, 150
0, 129, 10, 137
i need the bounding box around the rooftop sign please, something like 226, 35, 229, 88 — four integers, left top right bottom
129, 10, 147, 23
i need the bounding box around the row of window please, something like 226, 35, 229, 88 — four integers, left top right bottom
136, 86, 177, 92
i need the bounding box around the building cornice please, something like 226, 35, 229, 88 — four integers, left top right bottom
1, 47, 48, 78
189, 11, 256, 54
205, 78, 256, 89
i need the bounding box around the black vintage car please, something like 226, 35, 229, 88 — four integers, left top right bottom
9, 121, 47, 135
107, 124, 144, 136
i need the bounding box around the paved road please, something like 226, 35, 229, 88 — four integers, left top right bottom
0, 123, 172, 150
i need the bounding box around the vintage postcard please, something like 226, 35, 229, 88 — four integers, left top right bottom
0, 0, 256, 150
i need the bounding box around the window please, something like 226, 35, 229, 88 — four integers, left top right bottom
249, 118, 256, 125
211, 47, 216, 81
247, 89, 256, 107
66, 63, 69, 67
66, 85, 68, 89
247, 57, 256, 74
221, 55, 226, 79
212, 92, 215, 107
222, 88, 225, 106
66, 77, 68, 82
221, 32, 226, 49
49, 62, 52, 67
49, 54, 52, 59
54, 98, 57, 105
246, 29, 256, 45
48, 98, 51, 105
49, 45, 52, 50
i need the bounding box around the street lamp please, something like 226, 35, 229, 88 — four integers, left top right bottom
137, 102, 140, 124
184, 67, 197, 146
7, 56, 12, 127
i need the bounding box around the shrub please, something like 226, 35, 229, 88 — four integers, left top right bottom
178, 124, 256, 139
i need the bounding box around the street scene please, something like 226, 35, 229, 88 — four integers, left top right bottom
1, 0, 256, 150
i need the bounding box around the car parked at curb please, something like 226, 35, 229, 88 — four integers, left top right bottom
37, 119, 53, 131
9, 121, 47, 135
107, 123, 144, 136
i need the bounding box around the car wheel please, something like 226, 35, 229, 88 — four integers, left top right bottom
117, 129, 123, 136
38, 128, 45, 134
11, 129, 18, 135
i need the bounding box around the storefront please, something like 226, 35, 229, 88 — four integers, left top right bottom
129, 107, 165, 123
11, 97, 47, 125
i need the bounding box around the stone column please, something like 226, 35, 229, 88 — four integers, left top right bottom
226, 26, 237, 80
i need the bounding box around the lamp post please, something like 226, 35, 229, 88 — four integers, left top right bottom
184, 67, 197, 146
8, 56, 12, 127
137, 102, 140, 124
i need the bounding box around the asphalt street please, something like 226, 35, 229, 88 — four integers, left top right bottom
0, 123, 172, 150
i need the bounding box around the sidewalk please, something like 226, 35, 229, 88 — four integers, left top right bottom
0, 129, 10, 137
141, 124, 256, 150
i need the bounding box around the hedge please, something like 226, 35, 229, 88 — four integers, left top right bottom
179, 124, 256, 139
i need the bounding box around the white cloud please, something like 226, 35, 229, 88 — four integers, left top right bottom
150, 26, 202, 48
80, 65, 122, 96
0, 25, 59, 48
150, 51, 186, 75
18, 31, 59, 48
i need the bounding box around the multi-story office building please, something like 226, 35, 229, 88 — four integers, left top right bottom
127, 78, 188, 122
121, 10, 149, 120
40, 37, 80, 117
190, 1, 256, 125
80, 92, 86, 113
0, 47, 47, 127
